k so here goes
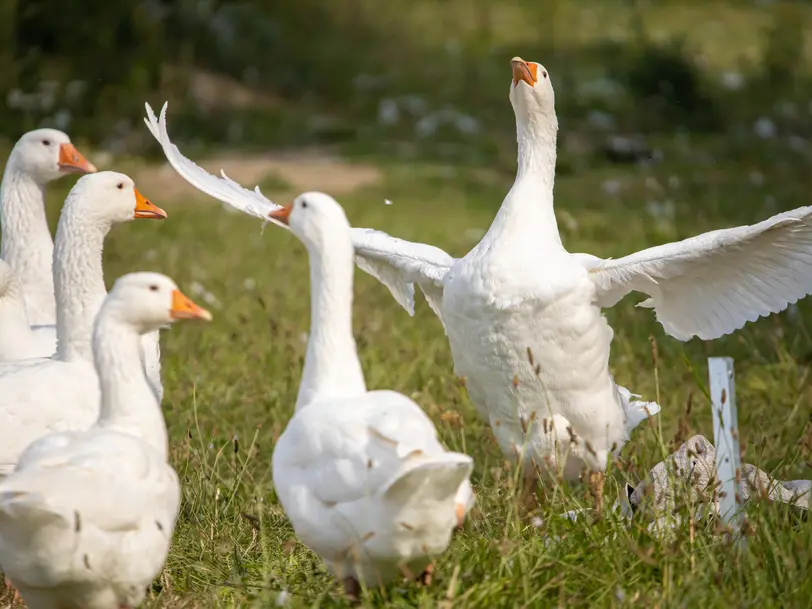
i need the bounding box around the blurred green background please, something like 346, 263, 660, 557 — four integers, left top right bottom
2, 0, 811, 164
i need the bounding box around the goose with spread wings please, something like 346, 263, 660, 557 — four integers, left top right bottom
143, 58, 812, 489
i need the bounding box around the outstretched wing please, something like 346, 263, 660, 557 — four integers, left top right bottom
144, 102, 456, 321
582, 207, 812, 340
144, 102, 283, 224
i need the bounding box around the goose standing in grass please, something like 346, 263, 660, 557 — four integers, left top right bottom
0, 172, 167, 475
0, 259, 54, 362
0, 171, 166, 384
269, 193, 474, 598
145, 56, 812, 498
0, 272, 211, 609
0, 129, 96, 326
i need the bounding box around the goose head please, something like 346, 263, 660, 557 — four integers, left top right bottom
105, 272, 212, 334
268, 192, 350, 251
9, 129, 97, 184
68, 171, 167, 226
509, 57, 556, 127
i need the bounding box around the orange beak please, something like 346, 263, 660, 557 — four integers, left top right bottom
58, 143, 97, 174
269, 204, 292, 226
170, 289, 212, 322
511, 57, 537, 87
133, 188, 167, 219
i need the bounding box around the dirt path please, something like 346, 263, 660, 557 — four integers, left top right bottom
132, 150, 382, 202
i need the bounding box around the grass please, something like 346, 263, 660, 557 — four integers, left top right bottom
3, 1, 812, 607
2, 111, 809, 608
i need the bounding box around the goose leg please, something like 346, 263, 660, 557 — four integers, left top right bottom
4, 576, 20, 603
518, 473, 539, 514
342, 576, 361, 603
588, 470, 605, 516
417, 563, 434, 586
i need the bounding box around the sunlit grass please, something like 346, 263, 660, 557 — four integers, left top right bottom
2, 118, 807, 607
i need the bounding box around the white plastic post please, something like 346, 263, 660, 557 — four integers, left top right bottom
708, 357, 743, 537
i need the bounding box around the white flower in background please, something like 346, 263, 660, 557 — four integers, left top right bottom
416, 114, 438, 137
243, 277, 256, 290
754, 117, 776, 139
275, 589, 290, 606
52, 109, 72, 131
587, 110, 616, 131
190, 281, 221, 309
720, 71, 745, 91
416, 107, 479, 137
646, 200, 675, 221
602, 179, 622, 196
378, 99, 399, 126
531, 516, 544, 528
454, 113, 479, 135
749, 171, 764, 186
202, 291, 220, 308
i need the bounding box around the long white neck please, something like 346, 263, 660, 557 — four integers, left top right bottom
53, 203, 109, 362
481, 112, 562, 254
0, 161, 55, 309
93, 315, 167, 459
296, 232, 366, 409
0, 270, 35, 358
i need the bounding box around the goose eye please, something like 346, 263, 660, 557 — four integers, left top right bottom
116, 183, 124, 190
301, 201, 308, 209
149, 285, 159, 292
542, 71, 548, 79
42, 139, 51, 146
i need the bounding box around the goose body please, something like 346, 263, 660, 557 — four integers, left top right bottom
268, 195, 473, 591
0, 272, 211, 609
0, 260, 56, 362
146, 56, 812, 481
0, 129, 96, 326
0, 173, 167, 475
443, 246, 627, 476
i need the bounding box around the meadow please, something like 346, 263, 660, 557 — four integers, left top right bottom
3, 1, 812, 607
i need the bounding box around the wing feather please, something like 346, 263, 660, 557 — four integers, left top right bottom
584, 209, 812, 340
144, 102, 455, 321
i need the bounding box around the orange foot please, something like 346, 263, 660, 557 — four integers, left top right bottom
4, 576, 21, 604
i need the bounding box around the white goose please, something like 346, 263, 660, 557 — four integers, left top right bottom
0, 259, 54, 362
0, 171, 166, 383
1, 129, 96, 326
0, 272, 211, 609
0, 172, 167, 475
269, 193, 473, 597
144, 57, 812, 486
